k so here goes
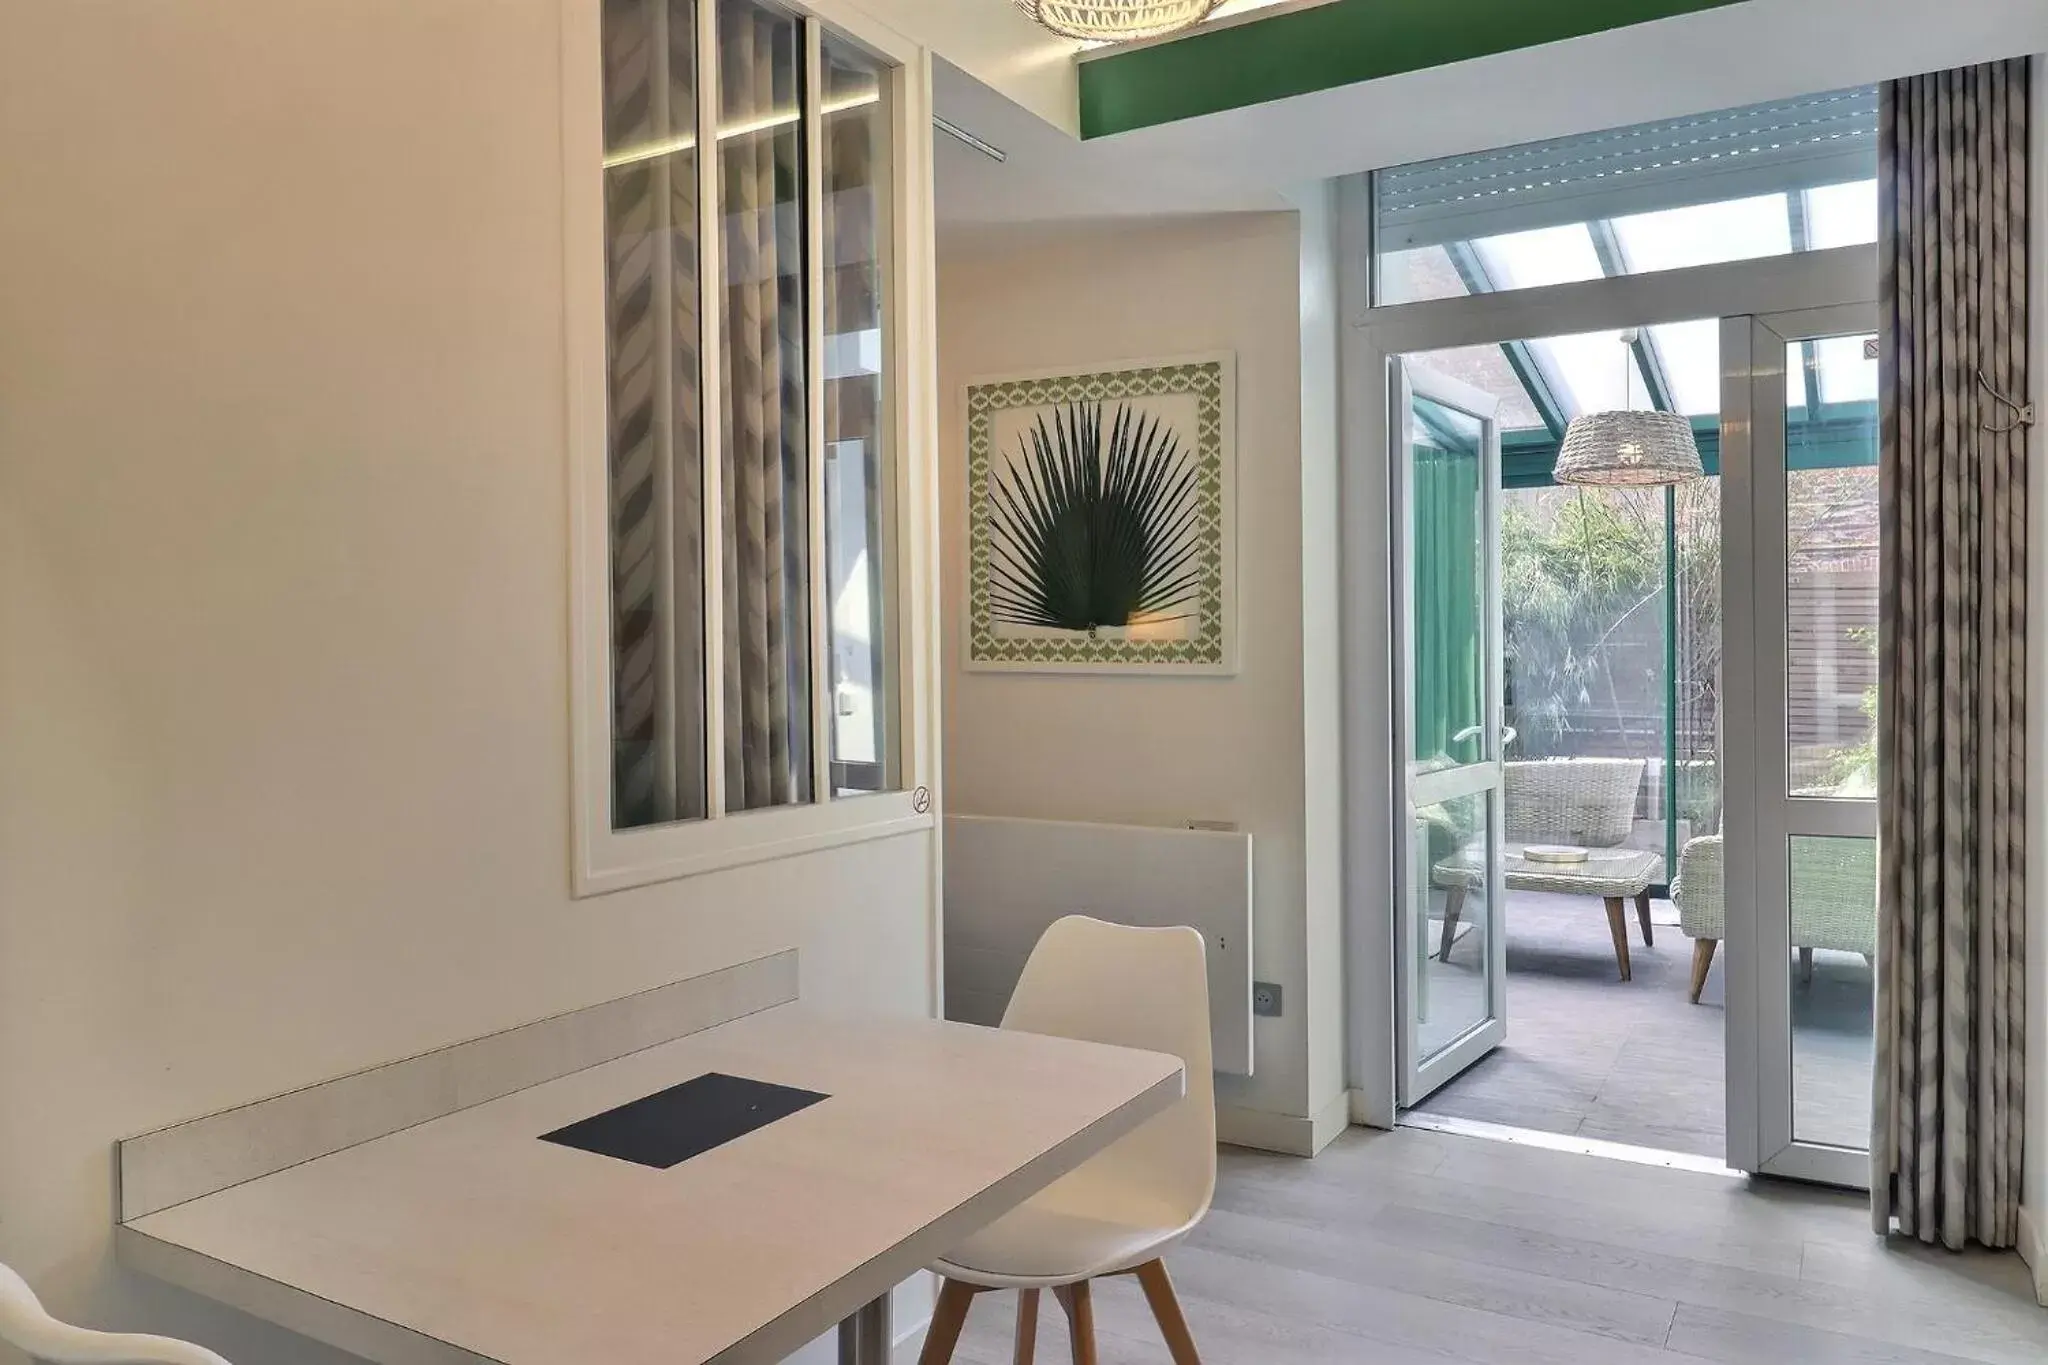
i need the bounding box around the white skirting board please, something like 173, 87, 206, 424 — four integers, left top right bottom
1216, 1094, 1351, 1158
943, 813, 1254, 1075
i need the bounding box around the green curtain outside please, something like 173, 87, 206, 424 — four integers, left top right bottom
1412, 439, 1484, 771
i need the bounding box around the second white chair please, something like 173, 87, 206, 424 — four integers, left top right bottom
918, 915, 1216, 1365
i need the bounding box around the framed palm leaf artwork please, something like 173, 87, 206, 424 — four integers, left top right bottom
964, 355, 1236, 674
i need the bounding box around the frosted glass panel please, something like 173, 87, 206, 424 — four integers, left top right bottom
602, 0, 708, 830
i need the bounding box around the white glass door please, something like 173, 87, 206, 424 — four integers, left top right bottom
1393, 361, 1508, 1104
1720, 311, 1880, 1187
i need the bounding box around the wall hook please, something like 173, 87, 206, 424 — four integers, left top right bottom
1978, 370, 2036, 433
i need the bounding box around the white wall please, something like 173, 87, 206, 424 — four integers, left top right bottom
2024, 50, 2048, 1301
936, 213, 1348, 1151
858, 0, 1082, 136
1288, 184, 1350, 1130
0, 3, 937, 1361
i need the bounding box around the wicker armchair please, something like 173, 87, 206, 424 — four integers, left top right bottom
1504, 758, 1646, 849
1671, 834, 1878, 1003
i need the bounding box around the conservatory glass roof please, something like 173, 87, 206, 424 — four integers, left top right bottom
1378, 85, 1881, 459
1383, 173, 1879, 442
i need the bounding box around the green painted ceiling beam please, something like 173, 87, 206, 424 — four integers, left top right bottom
1080, 0, 1749, 138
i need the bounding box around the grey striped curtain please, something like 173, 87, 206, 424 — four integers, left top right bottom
1871, 59, 2031, 1249
717, 0, 813, 811
603, 0, 706, 829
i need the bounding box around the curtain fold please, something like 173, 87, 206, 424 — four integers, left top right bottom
604, 0, 704, 829
1871, 58, 2030, 1249
717, 0, 812, 811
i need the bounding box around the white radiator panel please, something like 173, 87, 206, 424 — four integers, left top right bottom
942, 814, 1255, 1076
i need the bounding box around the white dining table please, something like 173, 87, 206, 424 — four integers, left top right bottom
116, 1007, 1183, 1365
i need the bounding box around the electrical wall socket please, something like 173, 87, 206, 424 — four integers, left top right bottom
1252, 981, 1283, 1018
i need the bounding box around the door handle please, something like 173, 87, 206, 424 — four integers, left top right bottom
1451, 724, 1519, 747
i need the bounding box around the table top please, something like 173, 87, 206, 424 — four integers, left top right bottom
118, 1008, 1183, 1365
1436, 842, 1663, 895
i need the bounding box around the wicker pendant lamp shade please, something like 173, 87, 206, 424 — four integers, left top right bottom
1010, 0, 1224, 42
1553, 330, 1704, 487
1553, 409, 1705, 486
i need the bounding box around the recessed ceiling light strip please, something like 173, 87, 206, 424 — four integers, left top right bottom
604, 90, 881, 171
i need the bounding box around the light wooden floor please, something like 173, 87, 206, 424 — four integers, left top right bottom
901, 1125, 2048, 1364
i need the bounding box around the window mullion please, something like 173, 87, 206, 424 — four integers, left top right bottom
651, 0, 683, 816
875, 60, 905, 793
697, 0, 727, 819
803, 19, 831, 804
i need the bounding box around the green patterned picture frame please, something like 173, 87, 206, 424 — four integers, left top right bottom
964, 354, 1236, 674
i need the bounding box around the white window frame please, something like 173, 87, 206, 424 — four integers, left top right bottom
1340, 165, 1879, 1128
1719, 302, 1880, 1192
560, 0, 940, 897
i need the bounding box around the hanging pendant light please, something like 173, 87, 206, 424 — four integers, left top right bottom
1011, 0, 1225, 43
1553, 330, 1705, 487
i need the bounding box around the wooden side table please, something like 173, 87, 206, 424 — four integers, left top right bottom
1434, 844, 1664, 980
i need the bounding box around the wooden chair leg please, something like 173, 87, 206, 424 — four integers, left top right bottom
1014, 1288, 1039, 1365
1603, 897, 1633, 981
1134, 1260, 1202, 1365
1053, 1282, 1098, 1365
1635, 889, 1654, 946
1437, 883, 1466, 962
919, 1279, 977, 1365
1689, 938, 1719, 1004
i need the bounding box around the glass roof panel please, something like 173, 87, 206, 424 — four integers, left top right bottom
1379, 245, 1470, 304
1531, 330, 1652, 420
1815, 334, 1878, 405
1610, 193, 1793, 274
1803, 179, 1879, 249
1646, 320, 1721, 416
1472, 224, 1604, 291
1374, 86, 1876, 305
1410, 343, 1546, 432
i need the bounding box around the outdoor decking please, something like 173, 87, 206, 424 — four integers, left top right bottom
1415, 890, 1875, 1159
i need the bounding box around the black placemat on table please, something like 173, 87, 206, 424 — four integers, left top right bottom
539, 1071, 829, 1170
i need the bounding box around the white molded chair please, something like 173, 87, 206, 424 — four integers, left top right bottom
919, 915, 1216, 1365
0, 1262, 230, 1364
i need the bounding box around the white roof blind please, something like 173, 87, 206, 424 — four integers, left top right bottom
1375, 86, 1878, 252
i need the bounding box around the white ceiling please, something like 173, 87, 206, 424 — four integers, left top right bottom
933, 0, 2048, 249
